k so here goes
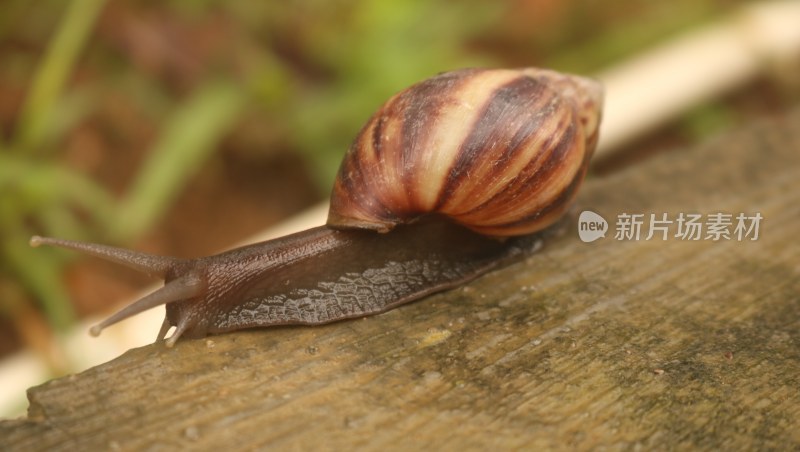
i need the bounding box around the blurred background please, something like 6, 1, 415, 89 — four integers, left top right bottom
1, 0, 799, 416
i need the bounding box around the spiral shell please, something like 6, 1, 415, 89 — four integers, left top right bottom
327, 67, 603, 237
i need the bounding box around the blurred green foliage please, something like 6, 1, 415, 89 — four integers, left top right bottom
0, 0, 753, 351
2, 0, 247, 333
3, 0, 109, 331
255, 0, 503, 187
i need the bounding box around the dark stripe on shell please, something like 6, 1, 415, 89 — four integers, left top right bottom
457, 110, 578, 221
436, 75, 549, 209
334, 130, 398, 226
399, 70, 477, 212
371, 114, 386, 159
494, 149, 589, 230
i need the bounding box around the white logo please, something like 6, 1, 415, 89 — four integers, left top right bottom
578, 210, 608, 242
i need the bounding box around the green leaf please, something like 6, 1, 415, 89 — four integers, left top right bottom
109, 81, 246, 242
14, 0, 107, 154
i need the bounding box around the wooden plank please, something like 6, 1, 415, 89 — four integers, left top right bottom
2, 110, 799, 450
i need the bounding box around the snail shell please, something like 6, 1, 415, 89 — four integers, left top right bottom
328, 67, 603, 237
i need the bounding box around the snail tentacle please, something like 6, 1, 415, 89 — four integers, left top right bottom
88, 273, 205, 338
30, 236, 180, 278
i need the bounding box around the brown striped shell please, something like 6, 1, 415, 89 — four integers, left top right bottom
327, 67, 603, 237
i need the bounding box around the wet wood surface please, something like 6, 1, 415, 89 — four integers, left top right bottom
2, 110, 799, 450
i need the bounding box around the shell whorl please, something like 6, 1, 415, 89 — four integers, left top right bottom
327, 67, 603, 237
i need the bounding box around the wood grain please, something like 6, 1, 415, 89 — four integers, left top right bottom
2, 110, 799, 450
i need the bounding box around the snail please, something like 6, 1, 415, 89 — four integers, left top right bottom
30, 67, 603, 346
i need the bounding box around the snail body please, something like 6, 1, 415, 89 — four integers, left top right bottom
31, 67, 603, 346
